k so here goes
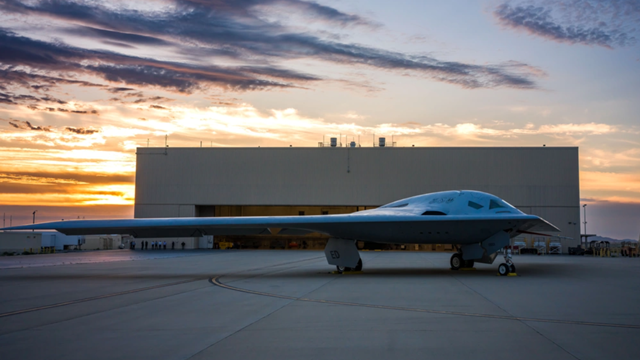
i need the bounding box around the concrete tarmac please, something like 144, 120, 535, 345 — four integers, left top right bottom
0, 250, 639, 360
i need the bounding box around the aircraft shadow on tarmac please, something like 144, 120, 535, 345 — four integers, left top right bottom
0, 263, 576, 281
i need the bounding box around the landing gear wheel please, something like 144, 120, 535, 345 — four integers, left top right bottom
354, 258, 363, 272
336, 265, 352, 274
498, 263, 510, 276
509, 264, 516, 273
450, 253, 463, 270
463, 260, 475, 268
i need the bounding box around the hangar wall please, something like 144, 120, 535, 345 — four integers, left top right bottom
134, 147, 580, 251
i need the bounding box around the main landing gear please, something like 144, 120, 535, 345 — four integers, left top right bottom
450, 253, 474, 270
497, 248, 516, 276
450, 248, 516, 275
336, 258, 363, 274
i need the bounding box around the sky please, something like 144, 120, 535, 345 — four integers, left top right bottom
0, 0, 639, 239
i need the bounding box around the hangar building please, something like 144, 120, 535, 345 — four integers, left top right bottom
134, 146, 580, 252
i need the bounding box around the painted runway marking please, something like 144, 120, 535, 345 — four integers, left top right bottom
210, 275, 640, 330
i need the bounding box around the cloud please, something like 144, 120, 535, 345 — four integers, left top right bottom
22, 105, 100, 115
581, 170, 640, 200
0, 90, 70, 109
135, 102, 621, 145
0, 29, 316, 93
0, 173, 89, 185
269, 0, 381, 28
580, 147, 640, 171
0, 68, 104, 92
66, 25, 172, 46
7, 119, 51, 131
107, 87, 136, 93
495, 1, 639, 48
0, 1, 543, 91
66, 127, 100, 135
515, 122, 615, 135
1, 119, 122, 147
0, 185, 135, 205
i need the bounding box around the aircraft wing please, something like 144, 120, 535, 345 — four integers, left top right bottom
1, 190, 564, 244
1, 213, 559, 244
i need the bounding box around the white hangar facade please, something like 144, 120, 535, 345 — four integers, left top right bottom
134, 146, 580, 252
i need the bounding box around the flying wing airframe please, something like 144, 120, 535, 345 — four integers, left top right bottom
1, 190, 559, 275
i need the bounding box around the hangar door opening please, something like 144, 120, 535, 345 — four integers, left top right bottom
196, 205, 370, 250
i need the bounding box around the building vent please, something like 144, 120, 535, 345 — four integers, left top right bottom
330, 137, 337, 147
350, 141, 356, 148
379, 137, 386, 147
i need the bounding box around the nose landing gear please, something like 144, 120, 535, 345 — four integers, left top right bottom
498, 248, 517, 276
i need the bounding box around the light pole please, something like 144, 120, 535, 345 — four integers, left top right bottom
582, 204, 587, 246
32, 210, 37, 232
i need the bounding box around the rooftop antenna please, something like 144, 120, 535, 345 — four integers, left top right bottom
147, 139, 149, 147
200, 141, 202, 148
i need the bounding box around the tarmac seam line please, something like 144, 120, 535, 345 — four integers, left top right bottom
210, 275, 640, 331
188, 258, 332, 359
0, 255, 324, 319
450, 274, 581, 360
0, 278, 203, 318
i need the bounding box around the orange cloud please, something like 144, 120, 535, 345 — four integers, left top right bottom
580, 171, 640, 203
0, 184, 135, 206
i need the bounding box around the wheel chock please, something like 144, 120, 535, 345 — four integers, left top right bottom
459, 267, 476, 271
331, 270, 363, 275
507, 273, 518, 277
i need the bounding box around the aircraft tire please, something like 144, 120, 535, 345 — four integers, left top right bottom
354, 258, 363, 271
336, 265, 352, 273
509, 264, 516, 273
498, 263, 509, 276
450, 253, 463, 270
463, 260, 474, 268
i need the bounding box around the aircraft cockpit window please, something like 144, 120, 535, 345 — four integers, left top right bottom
468, 201, 483, 209
422, 211, 446, 215
489, 199, 506, 210
386, 203, 408, 208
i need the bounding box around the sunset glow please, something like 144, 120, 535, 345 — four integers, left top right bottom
1, 0, 639, 238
